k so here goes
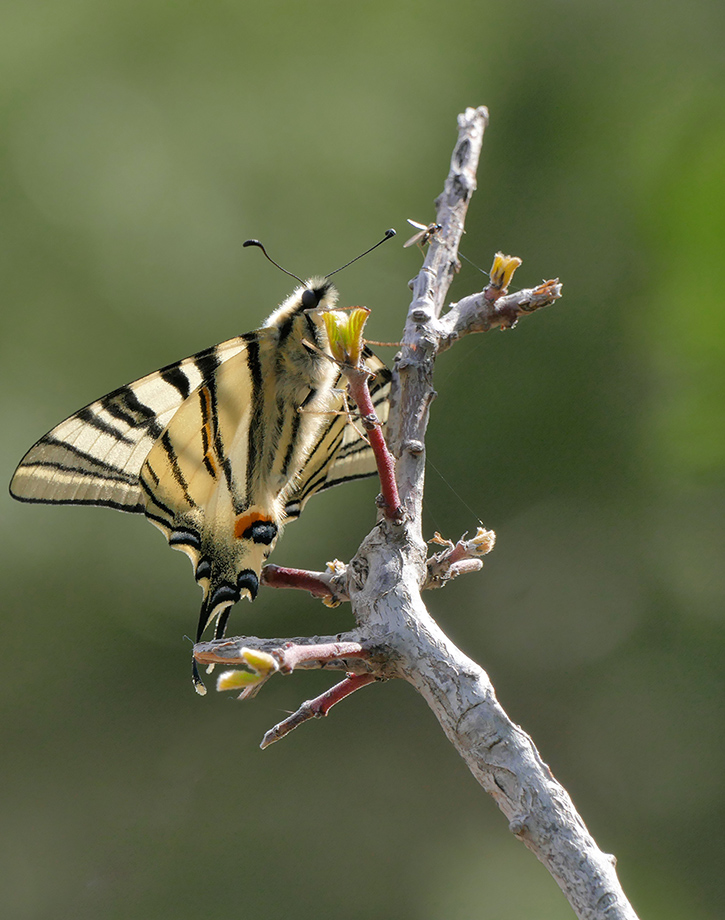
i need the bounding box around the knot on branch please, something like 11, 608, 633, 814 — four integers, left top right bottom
508, 814, 530, 837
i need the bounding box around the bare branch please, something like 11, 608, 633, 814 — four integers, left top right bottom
260, 673, 378, 749
437, 278, 563, 349
346, 106, 638, 918
194, 634, 373, 676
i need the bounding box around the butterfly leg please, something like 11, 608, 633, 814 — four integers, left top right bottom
304, 387, 370, 443
338, 388, 371, 444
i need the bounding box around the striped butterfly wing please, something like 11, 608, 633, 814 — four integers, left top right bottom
137, 335, 284, 623
138, 337, 391, 646
11, 277, 391, 691
10, 338, 250, 512
283, 349, 392, 521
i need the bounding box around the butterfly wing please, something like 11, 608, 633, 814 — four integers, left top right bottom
139, 341, 391, 648
9, 337, 250, 512
283, 348, 392, 521
11, 301, 392, 681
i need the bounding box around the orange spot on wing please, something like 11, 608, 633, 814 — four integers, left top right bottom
234, 510, 274, 540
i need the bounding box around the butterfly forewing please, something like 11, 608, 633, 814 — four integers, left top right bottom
10, 338, 249, 511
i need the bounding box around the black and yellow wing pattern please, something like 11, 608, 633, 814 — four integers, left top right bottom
10, 278, 391, 689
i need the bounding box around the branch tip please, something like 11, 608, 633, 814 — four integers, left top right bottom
260, 673, 378, 749
425, 526, 496, 589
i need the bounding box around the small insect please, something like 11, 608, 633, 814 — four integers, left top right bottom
403, 219, 442, 251
10, 230, 395, 692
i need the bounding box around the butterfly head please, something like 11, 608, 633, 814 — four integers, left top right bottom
300, 277, 338, 312
263, 277, 339, 328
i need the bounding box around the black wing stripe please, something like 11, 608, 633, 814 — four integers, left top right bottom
40, 437, 131, 475
101, 395, 144, 428
119, 388, 164, 439
160, 365, 192, 399
245, 340, 264, 485
192, 348, 221, 383
75, 407, 134, 444
198, 387, 218, 480
143, 508, 174, 530
318, 470, 377, 489
205, 375, 235, 499
264, 390, 286, 469
12, 492, 145, 511
289, 426, 347, 503
158, 432, 196, 508
281, 406, 301, 479
336, 439, 373, 459
139, 475, 178, 521
15, 460, 138, 486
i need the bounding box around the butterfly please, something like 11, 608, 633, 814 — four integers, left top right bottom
10, 276, 391, 692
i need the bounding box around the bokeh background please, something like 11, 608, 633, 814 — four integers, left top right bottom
2, 1, 723, 918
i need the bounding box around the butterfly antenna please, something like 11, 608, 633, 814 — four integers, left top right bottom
325, 228, 396, 278
243, 239, 306, 286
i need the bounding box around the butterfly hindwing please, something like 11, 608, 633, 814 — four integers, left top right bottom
283, 349, 392, 520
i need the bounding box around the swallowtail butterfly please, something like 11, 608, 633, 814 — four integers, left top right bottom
10, 276, 391, 691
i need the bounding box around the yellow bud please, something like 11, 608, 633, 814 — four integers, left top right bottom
217, 669, 264, 692
429, 532, 453, 547
240, 648, 279, 676
489, 253, 522, 291
323, 308, 370, 366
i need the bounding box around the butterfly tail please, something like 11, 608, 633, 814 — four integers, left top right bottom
191, 566, 261, 694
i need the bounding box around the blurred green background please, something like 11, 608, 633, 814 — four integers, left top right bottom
2, 1, 724, 918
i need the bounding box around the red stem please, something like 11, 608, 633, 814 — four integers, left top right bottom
346, 369, 402, 521
276, 641, 368, 672
310, 672, 377, 715
261, 564, 339, 598
260, 673, 377, 748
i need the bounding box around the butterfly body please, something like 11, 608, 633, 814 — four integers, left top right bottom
11, 277, 391, 687
140, 280, 342, 617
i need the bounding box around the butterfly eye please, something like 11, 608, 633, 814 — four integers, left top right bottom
301, 288, 321, 310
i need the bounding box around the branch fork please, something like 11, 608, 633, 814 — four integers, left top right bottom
197, 633, 381, 745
